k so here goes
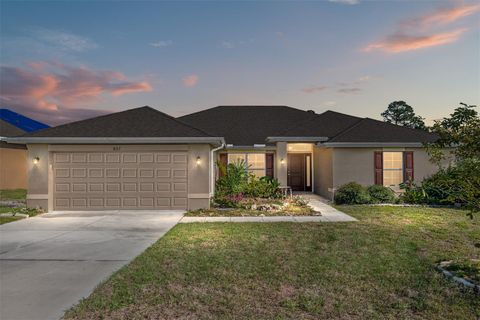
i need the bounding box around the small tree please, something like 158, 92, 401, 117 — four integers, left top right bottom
381, 101, 426, 130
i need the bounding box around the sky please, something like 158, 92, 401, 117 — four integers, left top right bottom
0, 0, 479, 126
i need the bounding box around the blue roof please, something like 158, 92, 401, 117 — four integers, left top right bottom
0, 109, 50, 133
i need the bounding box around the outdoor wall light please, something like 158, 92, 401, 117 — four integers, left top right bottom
196, 156, 201, 165
33, 157, 40, 164
280, 158, 285, 164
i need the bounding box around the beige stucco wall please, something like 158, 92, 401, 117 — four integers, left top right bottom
25, 144, 212, 211
275, 142, 288, 186
313, 147, 333, 199
332, 147, 447, 188
0, 147, 27, 189
187, 144, 211, 210
26, 144, 50, 210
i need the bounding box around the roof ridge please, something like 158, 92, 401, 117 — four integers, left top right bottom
279, 113, 320, 136
155, 108, 216, 137
328, 118, 366, 142
17, 106, 149, 137
363, 117, 431, 134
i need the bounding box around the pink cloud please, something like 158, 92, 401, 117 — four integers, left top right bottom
402, 3, 480, 28
302, 86, 328, 94
182, 74, 199, 87
0, 62, 152, 112
363, 28, 467, 53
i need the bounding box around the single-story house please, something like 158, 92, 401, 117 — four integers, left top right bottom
0, 109, 49, 189
6, 105, 449, 212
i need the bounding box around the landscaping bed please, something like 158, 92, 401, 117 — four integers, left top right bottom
65, 206, 479, 319
187, 196, 316, 217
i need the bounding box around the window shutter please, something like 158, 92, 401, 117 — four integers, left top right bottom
265, 153, 274, 178
374, 152, 383, 185
218, 153, 228, 177
404, 151, 414, 182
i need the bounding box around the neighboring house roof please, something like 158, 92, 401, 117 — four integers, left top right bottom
0, 119, 26, 137
0, 109, 49, 133
22, 106, 214, 138
178, 105, 316, 146
327, 118, 437, 143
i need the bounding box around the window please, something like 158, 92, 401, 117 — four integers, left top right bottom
287, 143, 313, 152
228, 153, 266, 177
383, 152, 403, 186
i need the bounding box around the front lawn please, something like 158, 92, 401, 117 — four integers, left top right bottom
65, 206, 479, 319
0, 189, 41, 224
0, 188, 27, 200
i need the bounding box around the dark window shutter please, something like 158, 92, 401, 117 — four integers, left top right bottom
265, 153, 274, 178
218, 153, 228, 177
374, 152, 383, 185
404, 151, 414, 182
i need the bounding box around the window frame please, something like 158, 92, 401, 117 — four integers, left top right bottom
382, 151, 404, 187
227, 153, 267, 177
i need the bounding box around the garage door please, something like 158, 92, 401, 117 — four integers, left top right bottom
53, 151, 188, 210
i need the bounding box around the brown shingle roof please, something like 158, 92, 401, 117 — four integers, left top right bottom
23, 106, 214, 138
179, 105, 316, 145
328, 118, 437, 143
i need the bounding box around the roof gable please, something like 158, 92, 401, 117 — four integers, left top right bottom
23, 106, 213, 138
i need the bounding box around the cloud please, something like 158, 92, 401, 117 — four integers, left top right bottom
402, 3, 480, 29
221, 41, 235, 49
33, 28, 97, 52
338, 87, 362, 94
0, 62, 152, 122
276, 31, 285, 37
363, 3, 478, 54
150, 40, 173, 48
302, 86, 328, 94
363, 28, 467, 53
182, 74, 198, 87
328, 0, 360, 5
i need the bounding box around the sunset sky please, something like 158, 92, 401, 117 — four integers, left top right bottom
1, 1, 479, 126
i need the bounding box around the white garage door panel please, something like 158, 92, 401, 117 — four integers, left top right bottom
53, 151, 188, 210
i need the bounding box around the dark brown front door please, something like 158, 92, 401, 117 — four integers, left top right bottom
287, 153, 311, 191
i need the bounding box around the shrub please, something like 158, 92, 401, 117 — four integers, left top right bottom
245, 176, 281, 198
367, 185, 396, 203
334, 182, 371, 205
215, 160, 249, 197
401, 158, 480, 216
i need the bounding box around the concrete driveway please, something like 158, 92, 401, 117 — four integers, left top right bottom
0, 210, 184, 320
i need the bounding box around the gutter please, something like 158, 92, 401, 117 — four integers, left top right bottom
5, 136, 225, 146
266, 136, 329, 143
317, 142, 425, 148
210, 143, 225, 197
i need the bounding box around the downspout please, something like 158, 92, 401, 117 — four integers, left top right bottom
210, 143, 225, 197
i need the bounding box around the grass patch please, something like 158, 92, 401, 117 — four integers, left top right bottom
0, 189, 26, 201
0, 216, 25, 224
65, 206, 479, 319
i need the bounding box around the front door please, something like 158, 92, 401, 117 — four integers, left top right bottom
287, 153, 311, 191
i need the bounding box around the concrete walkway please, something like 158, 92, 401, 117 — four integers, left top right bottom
0, 210, 184, 320
180, 194, 356, 223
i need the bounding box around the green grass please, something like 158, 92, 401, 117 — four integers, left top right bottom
0, 189, 26, 200
0, 216, 25, 224
65, 206, 479, 319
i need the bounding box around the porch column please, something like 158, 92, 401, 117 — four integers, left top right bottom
276, 142, 288, 186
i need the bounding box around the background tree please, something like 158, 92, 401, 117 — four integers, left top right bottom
427, 102, 480, 162
381, 101, 426, 130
